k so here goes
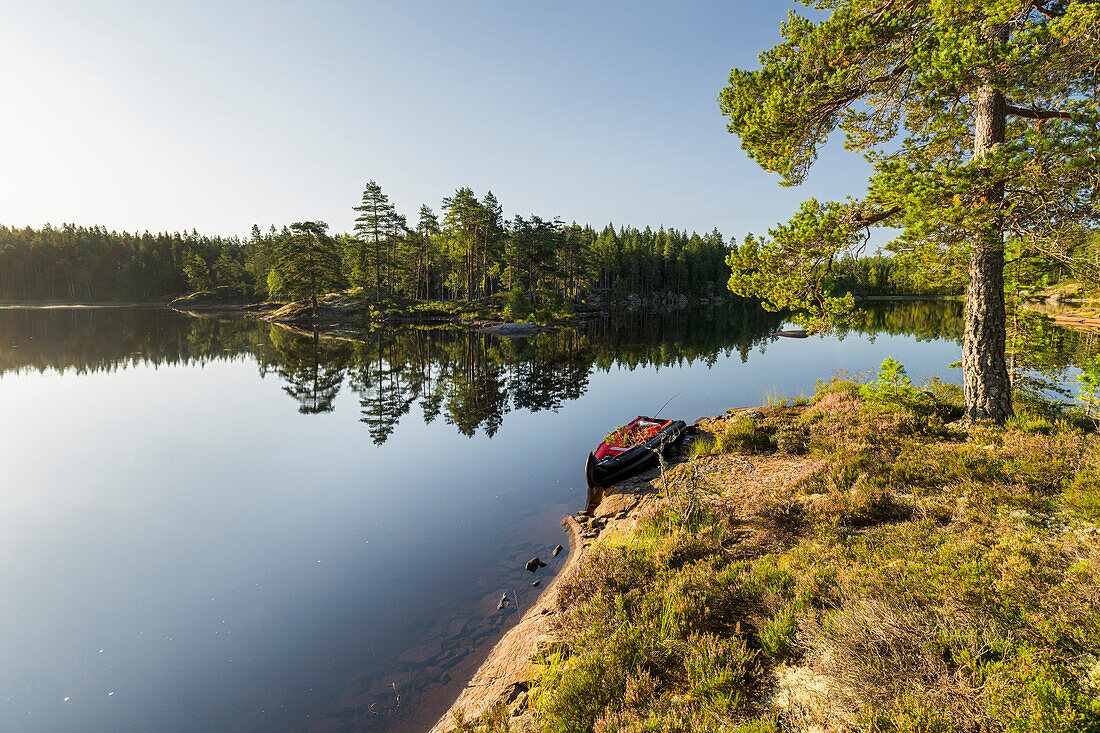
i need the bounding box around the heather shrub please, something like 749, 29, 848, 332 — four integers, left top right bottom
997, 424, 1088, 496
654, 527, 719, 570
557, 543, 658, 610
530, 368, 1100, 733
761, 497, 806, 531
682, 633, 763, 714
716, 417, 776, 453
451, 705, 512, 732
1063, 459, 1100, 521
774, 421, 809, 454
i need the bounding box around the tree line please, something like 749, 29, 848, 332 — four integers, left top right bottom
0, 183, 733, 305
822, 229, 1100, 299
261, 183, 736, 309
0, 223, 239, 301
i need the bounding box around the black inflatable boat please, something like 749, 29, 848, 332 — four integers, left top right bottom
584, 416, 687, 490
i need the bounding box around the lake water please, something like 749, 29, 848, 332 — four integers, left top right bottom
0, 302, 971, 732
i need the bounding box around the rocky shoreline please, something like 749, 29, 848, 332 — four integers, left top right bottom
166, 290, 734, 337
429, 462, 673, 731
1020, 299, 1100, 333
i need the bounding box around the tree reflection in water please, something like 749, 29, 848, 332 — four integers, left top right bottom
270, 327, 350, 414
17, 301, 1095, 445
262, 304, 793, 442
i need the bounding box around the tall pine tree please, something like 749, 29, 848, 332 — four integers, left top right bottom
352, 181, 394, 303
719, 0, 1100, 421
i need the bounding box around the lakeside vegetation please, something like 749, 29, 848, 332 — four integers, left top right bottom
719, 0, 1100, 423
458, 363, 1100, 732
820, 230, 1100, 302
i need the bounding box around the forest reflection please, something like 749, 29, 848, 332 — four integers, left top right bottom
3, 302, 1089, 444
258, 303, 791, 443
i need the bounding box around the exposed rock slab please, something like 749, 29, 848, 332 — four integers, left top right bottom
476, 322, 557, 337
429, 515, 584, 732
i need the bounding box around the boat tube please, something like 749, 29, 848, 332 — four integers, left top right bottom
584, 416, 687, 491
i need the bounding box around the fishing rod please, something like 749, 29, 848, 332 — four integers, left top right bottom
653, 392, 681, 419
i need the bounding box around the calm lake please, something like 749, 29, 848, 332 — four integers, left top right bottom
1, 302, 980, 731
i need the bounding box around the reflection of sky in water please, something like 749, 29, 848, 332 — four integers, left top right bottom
0, 308, 966, 731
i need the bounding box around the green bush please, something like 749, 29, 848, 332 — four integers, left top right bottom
502, 286, 532, 321
1063, 460, 1100, 521
716, 417, 776, 453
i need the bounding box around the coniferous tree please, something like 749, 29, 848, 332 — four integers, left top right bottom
271, 221, 344, 320
415, 205, 441, 301
183, 250, 217, 292
352, 181, 393, 303
718, 0, 1100, 421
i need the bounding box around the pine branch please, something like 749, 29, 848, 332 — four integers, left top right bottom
1029, 0, 1063, 21
848, 204, 903, 229
1005, 104, 1075, 121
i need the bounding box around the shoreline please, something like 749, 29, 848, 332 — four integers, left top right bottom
426, 513, 585, 732
0, 301, 173, 309
428, 458, 679, 731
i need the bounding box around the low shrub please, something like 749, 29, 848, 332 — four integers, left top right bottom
1063, 459, 1100, 521
528, 362, 1100, 733
717, 417, 776, 453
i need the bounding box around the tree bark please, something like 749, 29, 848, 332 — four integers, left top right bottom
963, 59, 1013, 422
963, 244, 1011, 421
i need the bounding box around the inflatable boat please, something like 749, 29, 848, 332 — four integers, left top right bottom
584, 416, 687, 490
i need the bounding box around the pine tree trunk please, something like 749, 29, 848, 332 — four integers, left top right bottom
963, 72, 1012, 422
963, 245, 1011, 421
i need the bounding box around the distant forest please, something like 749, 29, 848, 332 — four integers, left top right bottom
827, 229, 1100, 298
0, 182, 732, 303
7, 182, 1092, 305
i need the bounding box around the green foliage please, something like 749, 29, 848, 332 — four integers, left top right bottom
1076, 355, 1100, 419
1063, 460, 1100, 521
687, 436, 714, 460
536, 376, 1100, 731
726, 217, 858, 330
182, 250, 214, 291
350, 179, 395, 302
716, 417, 776, 454
860, 357, 918, 402
719, 0, 1100, 418
269, 221, 346, 316
0, 209, 737, 308
0, 222, 268, 301
502, 286, 532, 321
265, 267, 286, 299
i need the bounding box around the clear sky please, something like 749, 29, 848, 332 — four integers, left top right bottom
1, 1, 872, 241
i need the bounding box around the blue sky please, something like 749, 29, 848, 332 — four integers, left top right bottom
1, 1, 871, 241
